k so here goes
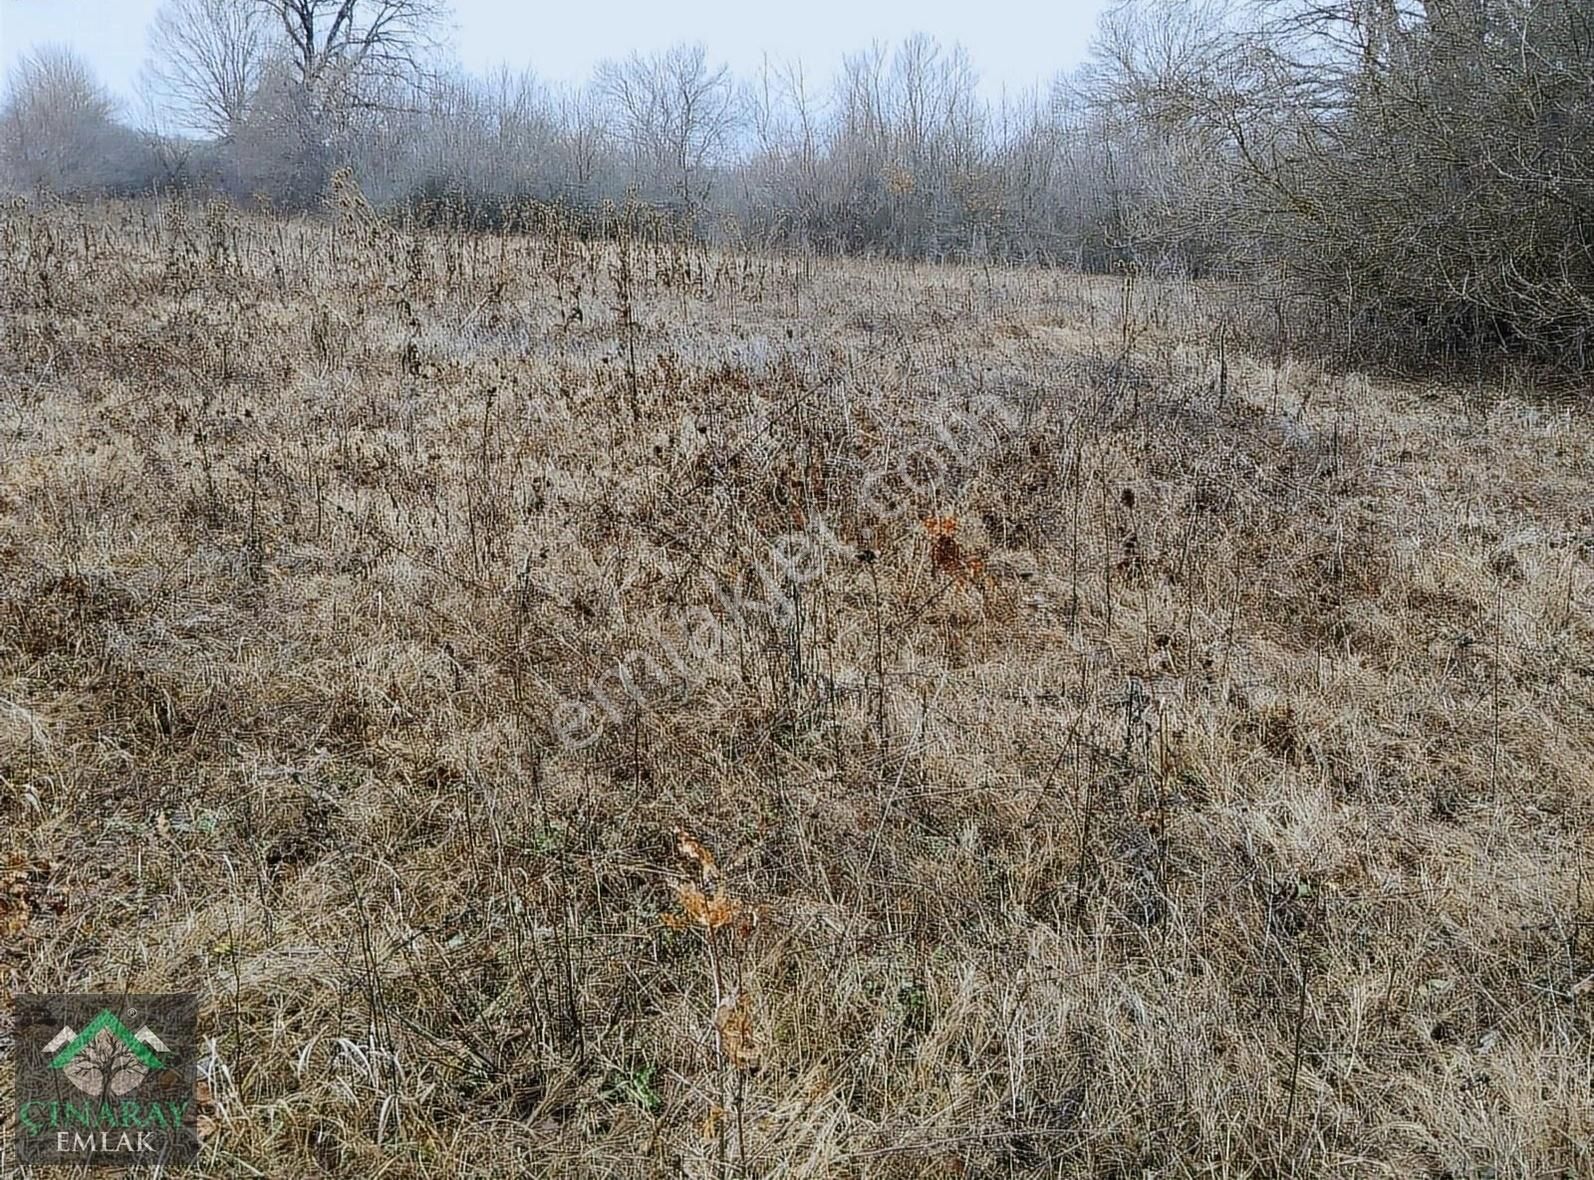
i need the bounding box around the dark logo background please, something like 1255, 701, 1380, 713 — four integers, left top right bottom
13, 992, 198, 1165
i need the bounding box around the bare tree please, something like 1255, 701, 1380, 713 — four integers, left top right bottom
595, 44, 739, 216
0, 46, 136, 194
143, 0, 270, 138
559, 85, 616, 204
256, 0, 447, 103
1071, 0, 1594, 358
224, 0, 446, 206
825, 37, 988, 255
741, 56, 826, 242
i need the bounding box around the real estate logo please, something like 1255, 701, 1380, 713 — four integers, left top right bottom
12, 993, 198, 1164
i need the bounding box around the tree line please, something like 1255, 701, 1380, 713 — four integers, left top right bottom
4, 0, 1591, 367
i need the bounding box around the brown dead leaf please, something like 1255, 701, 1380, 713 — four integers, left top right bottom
672, 883, 741, 931
714, 989, 761, 1072
700, 1103, 724, 1140
673, 825, 719, 880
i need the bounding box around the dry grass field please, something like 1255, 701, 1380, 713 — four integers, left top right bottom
3, 194, 1593, 1177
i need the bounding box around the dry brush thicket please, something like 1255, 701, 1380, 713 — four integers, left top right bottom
2, 195, 1593, 1177
10, 2, 1594, 368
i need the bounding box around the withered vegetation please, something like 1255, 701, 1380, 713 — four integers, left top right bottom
2, 194, 1593, 1177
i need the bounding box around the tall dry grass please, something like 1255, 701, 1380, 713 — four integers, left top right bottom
1, 191, 1592, 1177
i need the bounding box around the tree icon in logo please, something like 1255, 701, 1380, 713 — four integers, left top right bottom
42, 1010, 169, 1099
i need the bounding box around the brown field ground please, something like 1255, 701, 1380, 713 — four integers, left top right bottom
2, 196, 1593, 1177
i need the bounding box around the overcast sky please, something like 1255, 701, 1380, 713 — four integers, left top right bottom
0, 0, 1109, 111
